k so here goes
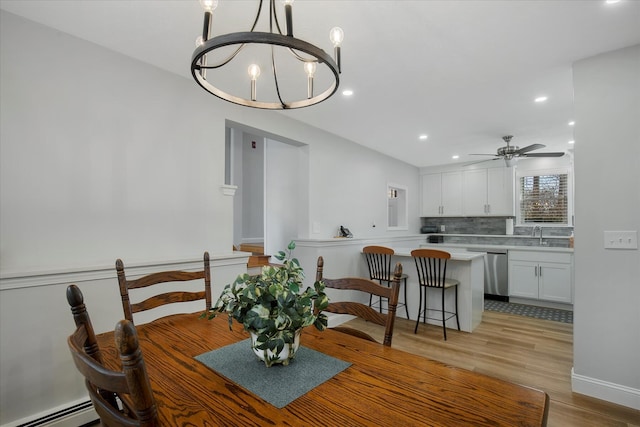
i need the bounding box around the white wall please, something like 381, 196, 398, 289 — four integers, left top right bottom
264, 138, 303, 257
0, 11, 420, 425
241, 132, 265, 243
0, 14, 234, 274
572, 44, 640, 409
307, 132, 420, 239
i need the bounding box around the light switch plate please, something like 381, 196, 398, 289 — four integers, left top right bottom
603, 231, 638, 249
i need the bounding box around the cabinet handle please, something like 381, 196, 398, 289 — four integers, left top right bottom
487, 204, 490, 214
534, 266, 538, 276
539, 266, 542, 277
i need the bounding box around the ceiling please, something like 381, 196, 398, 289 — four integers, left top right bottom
2, 0, 639, 168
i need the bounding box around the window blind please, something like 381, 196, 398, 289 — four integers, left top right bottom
519, 174, 568, 224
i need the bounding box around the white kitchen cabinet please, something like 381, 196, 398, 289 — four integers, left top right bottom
509, 260, 539, 298
509, 251, 573, 303
462, 167, 514, 216
487, 167, 515, 216
462, 169, 487, 216
421, 173, 442, 217
420, 172, 462, 216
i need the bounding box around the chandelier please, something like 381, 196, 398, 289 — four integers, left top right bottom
191, 0, 343, 110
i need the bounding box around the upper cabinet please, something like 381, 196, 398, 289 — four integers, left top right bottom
486, 167, 515, 216
421, 167, 515, 218
420, 172, 463, 216
462, 167, 515, 216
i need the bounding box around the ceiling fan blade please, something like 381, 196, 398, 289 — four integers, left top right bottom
463, 158, 501, 166
468, 154, 499, 156
515, 144, 545, 155
521, 152, 565, 158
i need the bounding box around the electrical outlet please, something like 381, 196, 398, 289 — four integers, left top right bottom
603, 231, 638, 249
440, 225, 446, 232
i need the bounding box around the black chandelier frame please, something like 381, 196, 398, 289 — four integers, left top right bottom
191, 0, 341, 110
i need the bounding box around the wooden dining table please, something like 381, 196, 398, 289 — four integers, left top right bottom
96, 312, 548, 426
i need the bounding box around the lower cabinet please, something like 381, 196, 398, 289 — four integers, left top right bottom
509, 250, 573, 304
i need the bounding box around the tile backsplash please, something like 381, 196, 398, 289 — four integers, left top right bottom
422, 217, 509, 234
421, 217, 573, 248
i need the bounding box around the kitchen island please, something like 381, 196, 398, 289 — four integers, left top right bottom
292, 237, 485, 333
390, 247, 485, 333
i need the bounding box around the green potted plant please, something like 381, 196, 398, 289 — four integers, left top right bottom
204, 241, 329, 367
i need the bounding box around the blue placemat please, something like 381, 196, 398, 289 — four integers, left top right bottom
195, 339, 351, 408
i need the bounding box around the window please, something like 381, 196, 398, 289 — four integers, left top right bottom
518, 171, 570, 225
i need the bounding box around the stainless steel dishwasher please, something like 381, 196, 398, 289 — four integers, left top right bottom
468, 249, 509, 301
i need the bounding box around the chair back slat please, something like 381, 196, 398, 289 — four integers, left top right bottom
125, 270, 206, 290
131, 290, 208, 314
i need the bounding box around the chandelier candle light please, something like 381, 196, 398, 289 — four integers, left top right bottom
191, 0, 343, 109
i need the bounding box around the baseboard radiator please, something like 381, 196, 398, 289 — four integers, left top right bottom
9, 401, 98, 427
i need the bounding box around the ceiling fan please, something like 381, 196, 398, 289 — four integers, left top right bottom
468, 135, 565, 166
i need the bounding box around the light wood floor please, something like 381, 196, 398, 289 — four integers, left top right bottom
344, 311, 640, 426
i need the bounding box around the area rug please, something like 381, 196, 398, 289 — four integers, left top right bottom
195, 339, 351, 408
485, 300, 573, 324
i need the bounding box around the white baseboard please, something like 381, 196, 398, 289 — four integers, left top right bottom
1, 399, 97, 427
571, 368, 640, 410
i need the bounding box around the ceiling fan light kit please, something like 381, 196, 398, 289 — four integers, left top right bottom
191, 0, 343, 110
469, 135, 565, 167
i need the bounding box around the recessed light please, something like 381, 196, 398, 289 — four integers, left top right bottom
419, 134, 428, 140
534, 96, 548, 103
568, 140, 575, 144
342, 89, 353, 96
605, 0, 621, 4
452, 155, 459, 159
568, 121, 575, 126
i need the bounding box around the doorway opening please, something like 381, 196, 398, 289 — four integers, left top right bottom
225, 120, 309, 259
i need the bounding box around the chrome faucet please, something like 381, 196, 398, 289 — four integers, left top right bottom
532, 225, 544, 245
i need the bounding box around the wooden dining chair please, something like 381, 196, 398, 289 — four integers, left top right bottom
66, 284, 159, 427
315, 256, 402, 346
362, 245, 410, 319
411, 249, 460, 340
116, 252, 212, 324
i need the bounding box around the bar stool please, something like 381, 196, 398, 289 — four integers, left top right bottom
411, 249, 460, 340
362, 246, 410, 319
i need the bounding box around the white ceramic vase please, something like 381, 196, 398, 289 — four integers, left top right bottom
250, 330, 301, 367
